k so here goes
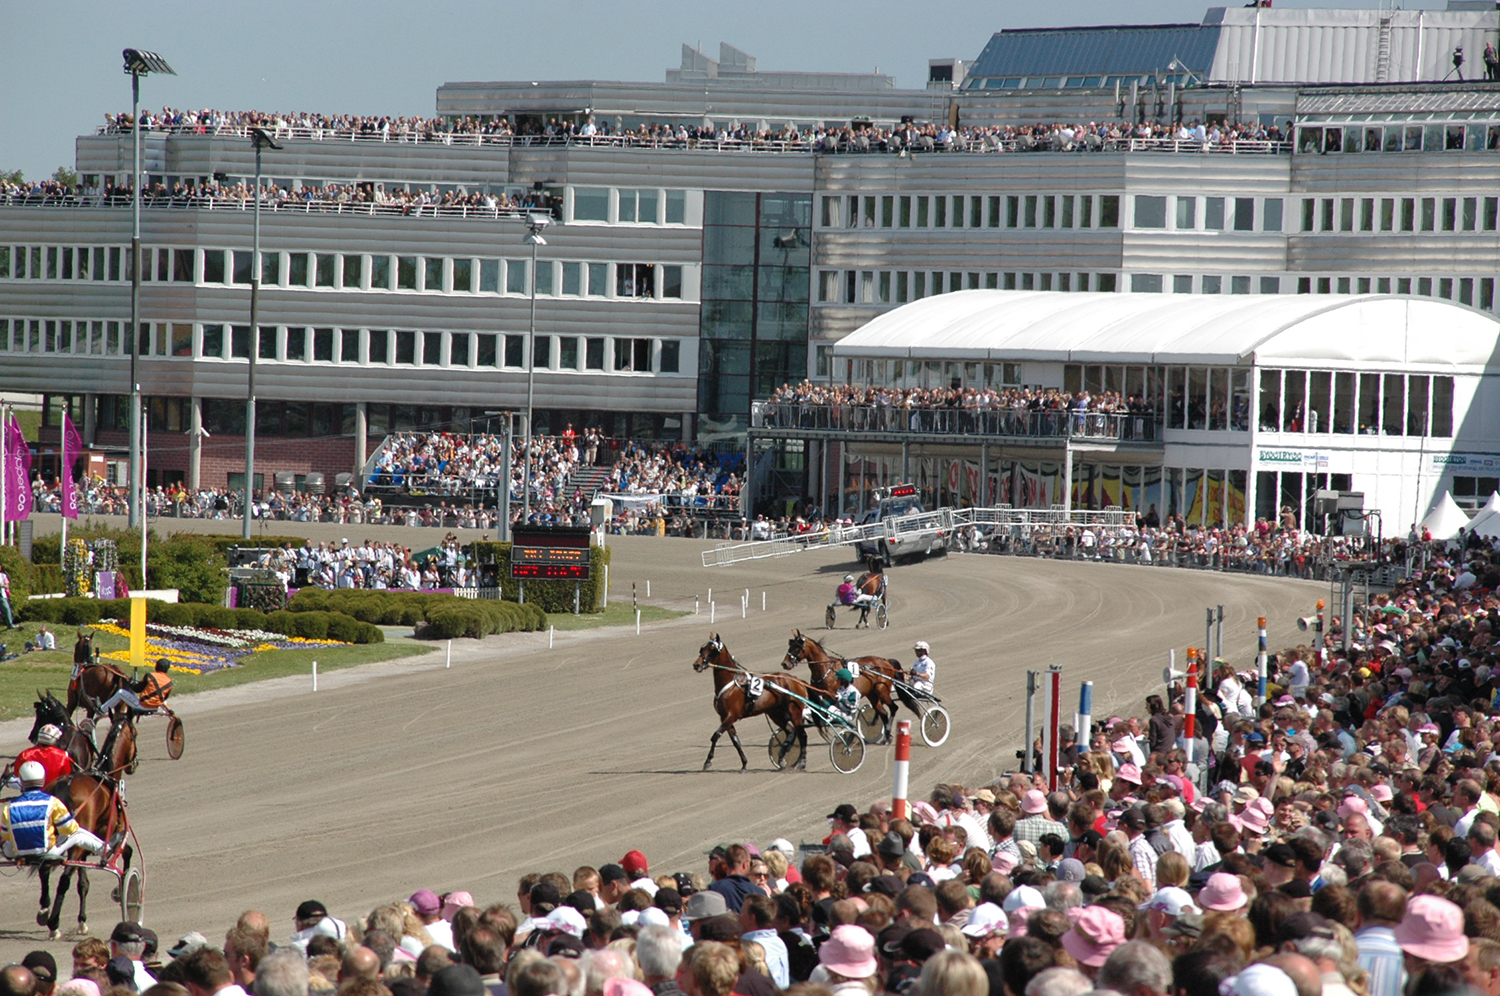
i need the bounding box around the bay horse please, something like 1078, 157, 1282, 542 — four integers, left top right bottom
37, 772, 131, 940
850, 569, 886, 628
694, 634, 811, 771
781, 629, 915, 744
66, 631, 121, 720
28, 693, 136, 779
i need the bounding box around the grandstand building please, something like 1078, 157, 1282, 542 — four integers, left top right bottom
1, 4, 1498, 523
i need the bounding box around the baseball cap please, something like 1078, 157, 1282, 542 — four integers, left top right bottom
621, 850, 649, 875
20, 953, 56, 984
828, 803, 859, 822
960, 903, 1009, 938
1056, 858, 1086, 883
653, 888, 683, 915
878, 923, 913, 956
110, 921, 146, 944
167, 932, 209, 959
427, 965, 487, 996
1263, 843, 1297, 869
409, 889, 441, 916
900, 927, 946, 963
441, 891, 475, 921
1222, 965, 1298, 996
295, 900, 329, 922
1002, 885, 1045, 913
1279, 912, 1336, 944
1139, 887, 1199, 917
598, 863, 629, 885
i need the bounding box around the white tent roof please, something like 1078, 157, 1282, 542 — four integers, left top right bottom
833, 292, 1500, 369
1464, 494, 1500, 538
1420, 493, 1473, 541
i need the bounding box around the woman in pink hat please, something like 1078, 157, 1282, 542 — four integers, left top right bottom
1061, 906, 1126, 979
818, 924, 880, 996
1198, 872, 1249, 914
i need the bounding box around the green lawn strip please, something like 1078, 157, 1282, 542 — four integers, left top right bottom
545, 603, 687, 632
0, 621, 429, 721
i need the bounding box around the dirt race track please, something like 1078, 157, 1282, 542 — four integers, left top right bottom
0, 535, 1324, 957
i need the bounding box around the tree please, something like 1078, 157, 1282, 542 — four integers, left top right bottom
0, 169, 22, 186
50, 167, 79, 190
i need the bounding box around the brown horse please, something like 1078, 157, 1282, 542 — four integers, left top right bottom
38, 772, 131, 939
781, 629, 915, 743
28, 692, 96, 773
66, 632, 122, 720
694, 634, 811, 771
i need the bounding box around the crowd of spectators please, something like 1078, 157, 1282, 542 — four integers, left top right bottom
88, 106, 1290, 157
11, 540, 1500, 996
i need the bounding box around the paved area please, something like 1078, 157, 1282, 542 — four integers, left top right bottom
0, 534, 1323, 956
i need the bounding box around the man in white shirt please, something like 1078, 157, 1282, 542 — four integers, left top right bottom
409, 889, 455, 950
1454, 780, 1483, 837
828, 803, 871, 858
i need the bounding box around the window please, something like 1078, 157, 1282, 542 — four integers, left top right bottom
1134, 196, 1167, 229
660, 339, 680, 373
202, 324, 225, 358
665, 190, 686, 224
558, 336, 579, 370
258, 326, 276, 360
203, 249, 225, 284
397, 256, 417, 290
423, 331, 443, 365
1131, 274, 1163, 292
286, 327, 307, 361
316, 254, 337, 287
395, 330, 416, 364
1205, 198, 1225, 230
617, 263, 654, 298
587, 262, 608, 296
342, 254, 363, 289
562, 261, 582, 295
448, 332, 470, 366
289, 252, 309, 287
479, 259, 499, 293
585, 337, 605, 370
231, 325, 250, 359
233, 250, 253, 285
503, 334, 524, 368
533, 335, 552, 368
1099, 195, 1119, 228
314, 328, 334, 362
1260, 276, 1280, 294
1203, 275, 1222, 294
532, 260, 553, 295
661, 265, 683, 299
1175, 198, 1196, 230
476, 334, 497, 367
371, 255, 391, 290
425, 257, 443, 292
574, 188, 609, 222
341, 328, 360, 363
261, 251, 280, 286
1234, 198, 1254, 232
506, 260, 527, 294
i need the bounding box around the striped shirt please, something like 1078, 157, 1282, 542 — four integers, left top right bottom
1128, 833, 1158, 889
0, 790, 81, 856
1355, 925, 1406, 996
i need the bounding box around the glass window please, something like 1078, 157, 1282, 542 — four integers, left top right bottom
1283, 370, 1305, 431
506, 260, 527, 294
918, 197, 930, 227
424, 257, 443, 292
1099, 195, 1119, 228
1234, 198, 1254, 231
585, 337, 605, 370
1175, 197, 1195, 229
1381, 374, 1404, 435
587, 262, 608, 296
233, 250, 252, 285
1432, 376, 1454, 437
1308, 371, 1331, 433
231, 325, 250, 359
1205, 198, 1225, 230
257, 326, 276, 360
1407, 375, 1429, 436
286, 327, 307, 361
476, 333, 497, 367
662, 265, 683, 299
1134, 196, 1167, 228
1209, 368, 1228, 429
479, 259, 499, 292
202, 324, 224, 359
397, 256, 417, 289
316, 254, 337, 287
452, 257, 472, 293
665, 190, 686, 224
423, 331, 443, 365
395, 330, 415, 364
449, 332, 470, 366
260, 251, 280, 286
660, 339, 680, 373
365, 330, 386, 364
203, 249, 225, 284
618, 191, 637, 223
289, 252, 309, 287
574, 187, 609, 222
535, 260, 554, 295
371, 255, 391, 290
342, 254, 363, 289
341, 328, 360, 363
534, 335, 552, 368
558, 336, 579, 370
1131, 274, 1163, 292
639, 189, 659, 224
1187, 368, 1207, 429
562, 261, 582, 295
314, 327, 334, 362
617, 263, 653, 298
503, 334, 523, 368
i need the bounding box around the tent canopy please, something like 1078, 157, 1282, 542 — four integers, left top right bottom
1420, 492, 1473, 541
833, 291, 1500, 369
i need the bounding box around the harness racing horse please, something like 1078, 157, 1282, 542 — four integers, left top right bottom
28, 693, 136, 779
781, 629, 916, 744
850, 570, 885, 628
694, 634, 812, 772
37, 772, 131, 940
66, 633, 122, 720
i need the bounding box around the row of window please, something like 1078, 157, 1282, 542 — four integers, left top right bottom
0, 318, 685, 375
1297, 195, 1500, 235
820, 193, 1124, 231
0, 246, 689, 301
569, 187, 691, 226
814, 267, 1499, 312
1259, 370, 1455, 439
1297, 122, 1500, 156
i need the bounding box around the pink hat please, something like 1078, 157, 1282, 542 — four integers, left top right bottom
1234, 808, 1269, 834
1371, 784, 1394, 803
604, 980, 654, 996
441, 890, 474, 921
1116, 763, 1143, 786
1249, 797, 1275, 818
1275, 695, 1296, 706
1112, 737, 1135, 754
1061, 906, 1126, 967
820, 924, 878, 977
1199, 872, 1248, 912
1190, 796, 1211, 813
408, 889, 441, 916
1418, 723, 1441, 735
1337, 796, 1369, 820
1021, 790, 1048, 815
1395, 895, 1469, 963
992, 851, 1020, 875
911, 801, 940, 825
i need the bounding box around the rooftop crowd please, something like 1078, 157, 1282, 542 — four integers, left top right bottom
87, 106, 1290, 156
8, 540, 1500, 996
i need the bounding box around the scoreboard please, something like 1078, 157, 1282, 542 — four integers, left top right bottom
510, 525, 593, 580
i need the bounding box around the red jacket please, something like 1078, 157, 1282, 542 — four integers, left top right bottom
15, 745, 73, 787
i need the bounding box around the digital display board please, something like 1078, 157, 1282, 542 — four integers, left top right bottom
510, 526, 593, 580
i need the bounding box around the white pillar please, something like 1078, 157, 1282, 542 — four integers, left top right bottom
354, 401, 368, 478
187, 396, 203, 489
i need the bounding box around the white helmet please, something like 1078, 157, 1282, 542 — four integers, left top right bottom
915, 641, 930, 653
36, 725, 62, 746
18, 761, 46, 786
843, 574, 854, 583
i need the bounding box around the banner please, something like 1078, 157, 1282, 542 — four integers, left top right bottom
61, 412, 81, 520
3, 416, 32, 523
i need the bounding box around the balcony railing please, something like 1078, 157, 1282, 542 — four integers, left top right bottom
751, 401, 1160, 441
0, 191, 547, 221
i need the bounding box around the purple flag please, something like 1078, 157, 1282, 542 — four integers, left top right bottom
4, 416, 32, 522
61, 412, 81, 520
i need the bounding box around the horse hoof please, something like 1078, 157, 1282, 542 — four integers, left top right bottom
702, 762, 712, 772
35, 910, 47, 927
48, 929, 59, 941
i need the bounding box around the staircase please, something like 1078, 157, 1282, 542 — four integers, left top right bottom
569, 464, 613, 497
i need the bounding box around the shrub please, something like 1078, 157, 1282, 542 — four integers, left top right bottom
152, 602, 195, 627
0, 546, 38, 602
58, 600, 103, 626
235, 580, 287, 615
467, 542, 610, 613
286, 588, 542, 638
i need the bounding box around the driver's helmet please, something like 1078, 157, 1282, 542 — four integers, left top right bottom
835, 668, 853, 683
843, 574, 854, 583
915, 640, 931, 653
18, 761, 45, 786
36, 725, 62, 746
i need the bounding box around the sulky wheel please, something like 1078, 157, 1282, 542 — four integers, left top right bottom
826, 605, 837, 629
166, 716, 185, 759
829, 729, 866, 774
119, 865, 144, 923
920, 704, 951, 747
876, 602, 889, 630
767, 728, 804, 770
857, 702, 884, 742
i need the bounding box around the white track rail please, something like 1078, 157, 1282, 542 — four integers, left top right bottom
701, 505, 1134, 567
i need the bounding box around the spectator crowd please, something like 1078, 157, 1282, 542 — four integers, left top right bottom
10, 539, 1500, 996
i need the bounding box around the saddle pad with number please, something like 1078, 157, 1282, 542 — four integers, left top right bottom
844, 661, 862, 679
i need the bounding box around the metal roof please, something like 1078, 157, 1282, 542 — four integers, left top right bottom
832, 291, 1500, 369
966, 24, 1220, 82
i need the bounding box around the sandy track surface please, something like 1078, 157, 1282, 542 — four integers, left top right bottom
0, 536, 1323, 957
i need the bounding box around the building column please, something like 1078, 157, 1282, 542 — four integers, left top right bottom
820, 439, 829, 516
901, 440, 911, 483
980, 441, 991, 506
82, 394, 97, 446
353, 401, 368, 479
837, 445, 847, 520
1244, 465, 1258, 528
187, 396, 203, 489
744, 432, 755, 517
1062, 441, 1074, 513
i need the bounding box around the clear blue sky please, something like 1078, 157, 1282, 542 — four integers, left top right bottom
0, 0, 1443, 180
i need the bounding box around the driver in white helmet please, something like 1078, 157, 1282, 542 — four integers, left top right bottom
14, 725, 73, 787
909, 641, 937, 697
0, 761, 102, 861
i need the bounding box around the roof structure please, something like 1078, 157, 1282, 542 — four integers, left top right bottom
1420, 492, 1474, 541
831, 291, 1500, 369
965, 24, 1218, 82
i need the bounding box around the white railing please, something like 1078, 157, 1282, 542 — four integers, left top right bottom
0, 191, 547, 221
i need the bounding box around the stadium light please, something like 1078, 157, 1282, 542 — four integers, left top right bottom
521, 213, 550, 527
243, 128, 281, 540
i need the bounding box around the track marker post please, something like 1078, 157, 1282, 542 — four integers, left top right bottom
892, 720, 912, 819
1077, 680, 1093, 749
710, 602, 716, 624
762, 591, 766, 612
636, 609, 641, 635
1184, 646, 1199, 763
646, 580, 651, 598
1042, 666, 1062, 791
312, 660, 318, 692
549, 625, 554, 649
446, 640, 452, 669
696, 596, 700, 615
1256, 617, 1268, 706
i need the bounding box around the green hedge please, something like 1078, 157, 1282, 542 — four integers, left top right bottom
288, 589, 545, 638
467, 541, 610, 614
17, 597, 383, 644
0, 546, 38, 601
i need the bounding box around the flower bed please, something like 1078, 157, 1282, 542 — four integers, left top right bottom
92, 620, 350, 674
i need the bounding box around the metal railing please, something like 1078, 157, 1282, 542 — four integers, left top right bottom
0, 191, 547, 221
751, 401, 1160, 442
91, 123, 1292, 156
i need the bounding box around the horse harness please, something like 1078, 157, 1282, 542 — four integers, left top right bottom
702, 643, 783, 702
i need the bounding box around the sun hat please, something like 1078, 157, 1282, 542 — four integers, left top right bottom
1139, 887, 1199, 917
1061, 906, 1126, 967
1370, 784, 1394, 803
961, 903, 1009, 938
1199, 873, 1249, 912
1112, 737, 1135, 754
1056, 858, 1086, 883
1337, 796, 1370, 820
1394, 895, 1469, 963
1021, 790, 1048, 815
1116, 763, 1143, 785
684, 891, 728, 920
441, 891, 475, 921
1162, 912, 1205, 940
991, 851, 1020, 875
820, 924, 878, 977
1222, 965, 1298, 996
1234, 807, 1270, 834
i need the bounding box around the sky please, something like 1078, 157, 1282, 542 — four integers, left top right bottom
0, 0, 1448, 181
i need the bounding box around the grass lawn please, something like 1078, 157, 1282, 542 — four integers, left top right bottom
545, 603, 687, 631
0, 620, 430, 722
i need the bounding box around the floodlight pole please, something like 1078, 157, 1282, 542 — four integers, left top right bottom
128, 69, 143, 530
243, 131, 279, 538
522, 215, 549, 526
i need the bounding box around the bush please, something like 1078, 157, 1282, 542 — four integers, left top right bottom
16, 598, 381, 644
146, 535, 229, 605
287, 588, 543, 638
0, 546, 38, 602
152, 602, 195, 627
467, 542, 610, 613
58, 600, 103, 626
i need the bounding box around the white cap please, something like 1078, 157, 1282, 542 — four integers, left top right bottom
18, 761, 46, 785
545, 906, 587, 937
1002, 885, 1045, 912
915, 641, 930, 652
961, 903, 1009, 938
767, 838, 795, 856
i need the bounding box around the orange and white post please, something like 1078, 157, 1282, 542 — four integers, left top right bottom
1184, 646, 1198, 763
892, 720, 911, 819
